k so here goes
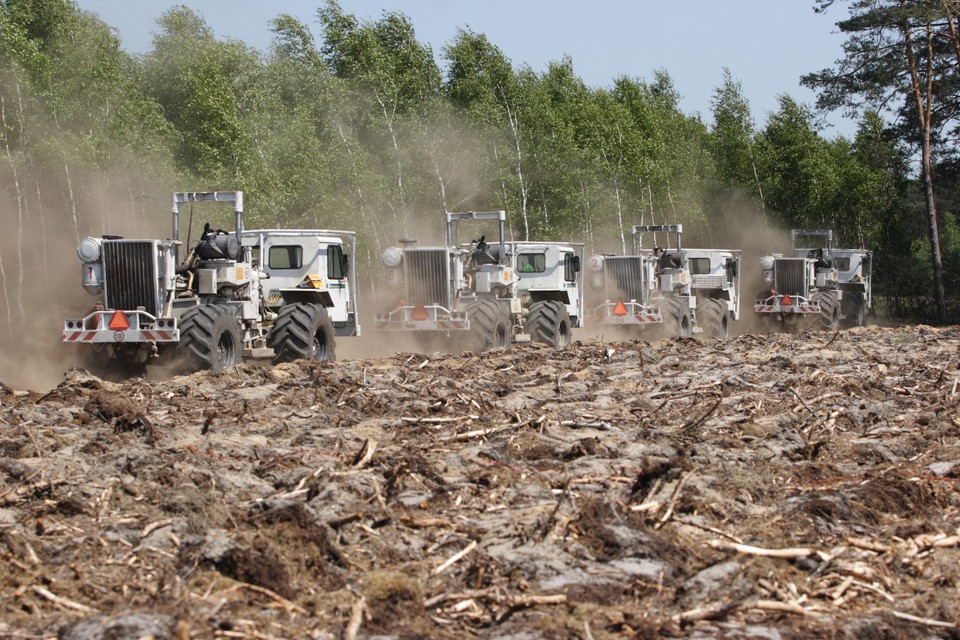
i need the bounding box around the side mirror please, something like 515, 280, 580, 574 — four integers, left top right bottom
571, 256, 581, 273
342, 253, 350, 277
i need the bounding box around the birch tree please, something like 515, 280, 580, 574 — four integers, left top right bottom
444, 29, 532, 237
317, 0, 441, 234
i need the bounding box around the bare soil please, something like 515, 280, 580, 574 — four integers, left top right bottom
2, 325, 960, 639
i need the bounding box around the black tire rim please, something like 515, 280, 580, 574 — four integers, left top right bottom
495, 323, 508, 348
313, 330, 328, 360
557, 320, 570, 347
216, 331, 236, 369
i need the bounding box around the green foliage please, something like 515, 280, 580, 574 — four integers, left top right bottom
311, 0, 448, 237
709, 69, 756, 190
444, 29, 518, 125
0, 0, 943, 326
804, 0, 960, 322
756, 97, 832, 227
611, 72, 712, 227
142, 7, 255, 178
443, 29, 524, 224
1, 0, 172, 158
0, 0, 71, 88
318, 0, 440, 113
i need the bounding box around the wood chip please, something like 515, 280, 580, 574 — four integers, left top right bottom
891, 610, 957, 628
29, 586, 98, 614
433, 540, 478, 575
707, 540, 827, 560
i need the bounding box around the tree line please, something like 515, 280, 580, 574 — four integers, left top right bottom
0, 0, 958, 345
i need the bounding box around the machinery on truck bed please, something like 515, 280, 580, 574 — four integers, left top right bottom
63, 191, 359, 373
754, 229, 872, 330
588, 224, 741, 338
374, 210, 583, 349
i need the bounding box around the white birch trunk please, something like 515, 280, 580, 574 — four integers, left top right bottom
502, 100, 529, 240
0, 94, 26, 327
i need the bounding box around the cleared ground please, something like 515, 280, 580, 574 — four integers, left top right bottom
1, 325, 959, 639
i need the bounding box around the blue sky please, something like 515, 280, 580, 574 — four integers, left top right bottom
74, 0, 854, 136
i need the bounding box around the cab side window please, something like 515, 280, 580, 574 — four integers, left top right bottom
689, 257, 711, 275
269, 245, 302, 270
726, 258, 738, 280
564, 253, 576, 282
518, 253, 546, 273
328, 244, 345, 279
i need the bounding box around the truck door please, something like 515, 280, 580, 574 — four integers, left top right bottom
563, 251, 581, 326
325, 242, 349, 325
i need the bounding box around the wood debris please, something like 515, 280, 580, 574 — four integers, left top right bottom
1, 326, 959, 637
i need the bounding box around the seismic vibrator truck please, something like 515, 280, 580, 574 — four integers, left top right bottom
589, 224, 741, 338
754, 229, 872, 330
374, 210, 583, 349
63, 191, 360, 373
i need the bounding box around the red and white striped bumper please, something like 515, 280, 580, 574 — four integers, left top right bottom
373, 319, 468, 332
63, 311, 179, 344
594, 303, 662, 325
374, 305, 469, 332
753, 301, 819, 315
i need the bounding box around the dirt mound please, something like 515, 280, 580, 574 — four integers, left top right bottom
1, 325, 959, 638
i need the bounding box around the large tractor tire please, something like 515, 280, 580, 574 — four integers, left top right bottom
268, 302, 336, 363
841, 290, 866, 328
657, 297, 692, 339
177, 304, 243, 372
466, 300, 511, 351
696, 298, 730, 339
525, 300, 572, 348
813, 291, 840, 330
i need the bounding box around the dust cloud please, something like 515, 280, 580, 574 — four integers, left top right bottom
348, 210, 504, 361
0, 164, 807, 392
0, 167, 175, 391
706, 194, 793, 336
348, 123, 503, 359
352, 187, 808, 352
0, 111, 807, 391
574, 192, 797, 341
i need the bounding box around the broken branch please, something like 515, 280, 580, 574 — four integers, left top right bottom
707, 540, 827, 560
434, 540, 478, 575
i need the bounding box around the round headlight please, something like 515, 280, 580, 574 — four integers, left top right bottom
760, 255, 775, 270
77, 237, 102, 263
588, 255, 605, 272
382, 247, 402, 267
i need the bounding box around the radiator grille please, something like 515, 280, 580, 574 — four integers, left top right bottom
774, 258, 806, 297
605, 256, 646, 302
692, 274, 725, 290
405, 249, 450, 307
103, 241, 160, 317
